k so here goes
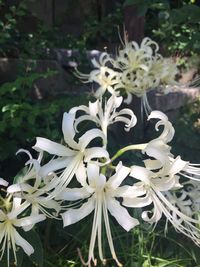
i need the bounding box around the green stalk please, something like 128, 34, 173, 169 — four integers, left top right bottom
111, 143, 147, 162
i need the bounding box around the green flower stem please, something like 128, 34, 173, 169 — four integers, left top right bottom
101, 166, 107, 175
111, 143, 147, 162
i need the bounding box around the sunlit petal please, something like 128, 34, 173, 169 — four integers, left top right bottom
58, 187, 91, 201
62, 197, 95, 227
107, 162, 130, 189
84, 147, 109, 163
14, 229, 34, 256
107, 197, 139, 231
33, 137, 75, 157
62, 112, 79, 149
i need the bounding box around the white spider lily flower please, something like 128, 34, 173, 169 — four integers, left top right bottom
7, 180, 61, 224
14, 149, 44, 189
76, 52, 113, 82
178, 162, 200, 181
7, 149, 60, 222
61, 162, 139, 266
33, 112, 109, 197
123, 161, 200, 245
113, 38, 177, 111
146, 111, 200, 181
165, 190, 193, 217
183, 180, 200, 216
151, 57, 178, 87
91, 66, 120, 98
76, 52, 120, 98
113, 37, 160, 106
142, 110, 176, 172
70, 95, 137, 139
91, 53, 112, 69
0, 197, 45, 266
115, 37, 158, 72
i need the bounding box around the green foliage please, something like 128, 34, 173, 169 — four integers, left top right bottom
123, 0, 170, 16
0, 0, 123, 59
123, 0, 200, 57
43, 219, 200, 267
83, 5, 123, 48
20, 24, 88, 60
0, 0, 27, 56
172, 97, 200, 162
152, 4, 200, 55
144, 1, 200, 56
0, 70, 87, 177
24, 230, 44, 267
0, 0, 87, 58
0, 70, 53, 159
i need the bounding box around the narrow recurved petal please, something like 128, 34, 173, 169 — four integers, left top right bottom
58, 187, 91, 201
113, 108, 137, 131
107, 197, 139, 231
38, 157, 71, 177
7, 183, 33, 194
89, 100, 99, 117
148, 110, 175, 143
84, 147, 109, 163
87, 163, 100, 187
114, 184, 145, 198
62, 197, 95, 227
107, 162, 130, 189
62, 112, 79, 149
123, 193, 152, 208
75, 161, 87, 186
143, 159, 162, 170
170, 156, 188, 176
130, 166, 151, 184
78, 128, 106, 150
33, 137, 75, 157
144, 142, 170, 167
14, 214, 46, 228
13, 229, 34, 256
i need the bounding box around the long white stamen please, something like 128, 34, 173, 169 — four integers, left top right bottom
97, 196, 104, 262
152, 188, 200, 245
103, 195, 123, 267
87, 201, 98, 266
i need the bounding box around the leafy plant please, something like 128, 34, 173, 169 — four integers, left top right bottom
0, 0, 27, 57
172, 97, 200, 163
0, 69, 87, 178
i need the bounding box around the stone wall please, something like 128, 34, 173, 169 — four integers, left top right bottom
1, 56, 199, 117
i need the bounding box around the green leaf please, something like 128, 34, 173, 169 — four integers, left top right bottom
123, 0, 141, 6
0, 244, 24, 267
22, 230, 44, 267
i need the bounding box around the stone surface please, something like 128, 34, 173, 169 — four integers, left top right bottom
148, 86, 200, 121
0, 57, 90, 98
0, 56, 199, 109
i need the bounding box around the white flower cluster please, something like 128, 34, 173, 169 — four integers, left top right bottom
0, 37, 199, 267
76, 37, 178, 113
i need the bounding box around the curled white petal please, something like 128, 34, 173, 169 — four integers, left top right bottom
14, 229, 34, 256
62, 197, 95, 227
33, 137, 75, 157
107, 197, 139, 231
0, 178, 8, 187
